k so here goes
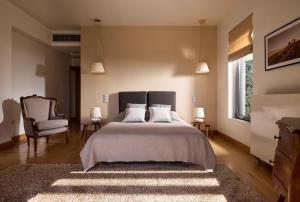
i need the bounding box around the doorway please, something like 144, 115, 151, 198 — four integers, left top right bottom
70, 66, 80, 122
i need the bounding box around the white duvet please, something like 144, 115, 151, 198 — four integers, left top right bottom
80, 119, 216, 172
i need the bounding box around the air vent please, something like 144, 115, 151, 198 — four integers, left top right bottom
53, 34, 80, 42
70, 51, 80, 57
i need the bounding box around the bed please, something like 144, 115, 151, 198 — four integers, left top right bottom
80, 91, 216, 171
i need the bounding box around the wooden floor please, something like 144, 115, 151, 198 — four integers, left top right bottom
0, 124, 278, 201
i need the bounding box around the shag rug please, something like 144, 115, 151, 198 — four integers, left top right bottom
0, 163, 266, 202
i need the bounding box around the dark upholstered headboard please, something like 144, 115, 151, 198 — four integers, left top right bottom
118, 91, 176, 113
119, 91, 147, 113
148, 91, 176, 111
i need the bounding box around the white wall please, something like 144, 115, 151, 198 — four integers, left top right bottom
12, 30, 70, 135
217, 0, 300, 146
0, 0, 69, 143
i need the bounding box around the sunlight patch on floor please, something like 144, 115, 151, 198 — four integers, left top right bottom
52, 177, 220, 187
70, 170, 209, 174
28, 193, 227, 202
210, 142, 230, 155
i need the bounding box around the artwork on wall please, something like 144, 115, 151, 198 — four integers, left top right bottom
265, 17, 300, 71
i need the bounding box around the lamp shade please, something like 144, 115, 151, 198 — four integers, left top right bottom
194, 107, 205, 122
90, 107, 102, 121
91, 62, 105, 73
194, 107, 205, 118
195, 62, 209, 74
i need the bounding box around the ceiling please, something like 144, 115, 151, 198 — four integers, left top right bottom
52, 45, 80, 56
8, 0, 240, 30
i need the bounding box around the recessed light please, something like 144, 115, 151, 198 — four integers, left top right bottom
198, 19, 207, 25
94, 18, 101, 23
93, 18, 101, 25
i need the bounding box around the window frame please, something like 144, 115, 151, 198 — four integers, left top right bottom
230, 53, 253, 122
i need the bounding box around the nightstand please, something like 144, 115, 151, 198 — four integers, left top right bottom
204, 123, 213, 140
193, 121, 214, 140
81, 120, 102, 143
193, 121, 203, 130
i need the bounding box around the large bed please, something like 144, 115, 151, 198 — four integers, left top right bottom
80, 91, 216, 171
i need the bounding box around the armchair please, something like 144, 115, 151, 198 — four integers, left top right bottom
20, 95, 69, 153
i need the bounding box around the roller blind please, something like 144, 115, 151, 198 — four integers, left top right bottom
228, 14, 253, 61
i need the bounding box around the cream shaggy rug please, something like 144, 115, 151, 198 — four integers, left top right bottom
0, 163, 265, 202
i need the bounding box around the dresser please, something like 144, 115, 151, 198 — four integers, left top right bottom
273, 117, 300, 202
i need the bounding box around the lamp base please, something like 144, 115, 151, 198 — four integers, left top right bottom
91, 118, 101, 122
194, 118, 204, 123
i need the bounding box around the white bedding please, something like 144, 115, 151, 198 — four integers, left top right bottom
80, 119, 216, 172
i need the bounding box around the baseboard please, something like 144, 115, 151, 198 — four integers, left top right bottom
0, 134, 26, 150
216, 131, 250, 153
12, 134, 27, 142
0, 140, 13, 150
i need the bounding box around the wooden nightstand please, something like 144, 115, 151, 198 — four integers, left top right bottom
204, 124, 213, 140
193, 121, 203, 130
193, 121, 214, 140
81, 120, 102, 143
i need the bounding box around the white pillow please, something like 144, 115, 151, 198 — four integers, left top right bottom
170, 111, 181, 121
127, 103, 146, 109
151, 104, 171, 109
149, 107, 172, 123
122, 108, 146, 122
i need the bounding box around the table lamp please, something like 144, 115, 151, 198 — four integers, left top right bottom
90, 107, 102, 121
194, 107, 205, 122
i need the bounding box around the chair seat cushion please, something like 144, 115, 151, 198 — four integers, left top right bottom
36, 119, 68, 131
37, 127, 68, 136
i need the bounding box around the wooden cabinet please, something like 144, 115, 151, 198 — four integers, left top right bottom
273, 118, 300, 202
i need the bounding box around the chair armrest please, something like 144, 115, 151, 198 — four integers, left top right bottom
23, 117, 36, 123
51, 114, 66, 120
23, 117, 36, 136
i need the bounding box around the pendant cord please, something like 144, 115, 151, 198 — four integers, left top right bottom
199, 27, 202, 61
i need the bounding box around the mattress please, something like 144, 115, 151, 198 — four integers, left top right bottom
80, 119, 217, 172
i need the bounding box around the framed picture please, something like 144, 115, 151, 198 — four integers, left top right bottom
265, 17, 300, 71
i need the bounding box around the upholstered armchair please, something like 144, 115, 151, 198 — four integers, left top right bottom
20, 95, 69, 153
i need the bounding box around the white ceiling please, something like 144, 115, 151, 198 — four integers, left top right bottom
8, 0, 240, 30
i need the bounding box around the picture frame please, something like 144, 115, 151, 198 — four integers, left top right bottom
265, 17, 300, 71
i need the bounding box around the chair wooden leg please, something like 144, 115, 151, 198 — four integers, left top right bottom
34, 138, 37, 154
278, 194, 285, 202
26, 136, 30, 147
46, 136, 49, 144
66, 128, 69, 144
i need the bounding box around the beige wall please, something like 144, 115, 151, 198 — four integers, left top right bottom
217, 0, 300, 145
81, 26, 217, 125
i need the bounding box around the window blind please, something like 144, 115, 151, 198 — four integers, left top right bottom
228, 14, 253, 61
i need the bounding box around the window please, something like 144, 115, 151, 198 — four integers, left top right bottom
230, 54, 253, 121
228, 14, 253, 122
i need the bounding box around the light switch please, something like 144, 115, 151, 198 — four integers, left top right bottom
192, 96, 196, 103
103, 94, 109, 103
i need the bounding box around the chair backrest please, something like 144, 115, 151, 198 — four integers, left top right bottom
20, 95, 56, 122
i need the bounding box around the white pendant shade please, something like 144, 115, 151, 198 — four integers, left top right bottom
195, 62, 209, 74
90, 107, 102, 121
91, 62, 105, 73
